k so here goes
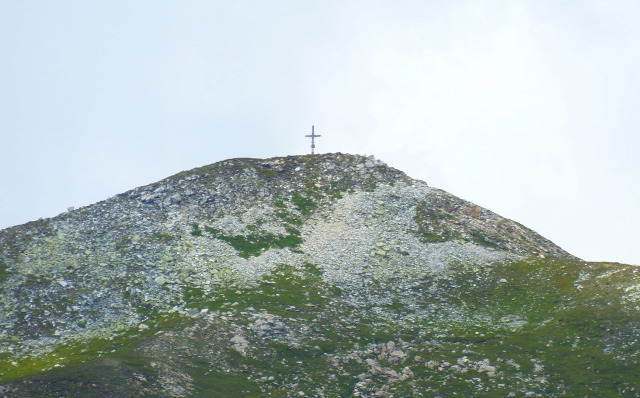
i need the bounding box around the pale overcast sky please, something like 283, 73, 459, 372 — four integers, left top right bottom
1, 1, 639, 265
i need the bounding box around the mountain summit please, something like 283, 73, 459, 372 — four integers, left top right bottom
1, 153, 638, 397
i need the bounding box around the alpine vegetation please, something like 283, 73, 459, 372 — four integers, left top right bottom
0, 153, 638, 397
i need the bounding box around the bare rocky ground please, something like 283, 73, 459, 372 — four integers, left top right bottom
0, 153, 639, 397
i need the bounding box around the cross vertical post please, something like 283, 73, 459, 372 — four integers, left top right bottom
305, 125, 321, 154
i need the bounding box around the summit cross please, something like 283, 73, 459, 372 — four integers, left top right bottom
305, 125, 321, 154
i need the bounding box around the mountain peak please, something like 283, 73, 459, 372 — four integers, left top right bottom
1, 153, 637, 397
128, 152, 415, 208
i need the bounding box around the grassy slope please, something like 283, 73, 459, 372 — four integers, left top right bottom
2, 258, 640, 397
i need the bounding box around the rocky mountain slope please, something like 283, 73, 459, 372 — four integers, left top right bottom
0, 153, 639, 397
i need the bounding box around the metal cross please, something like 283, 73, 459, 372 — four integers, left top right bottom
305, 125, 321, 154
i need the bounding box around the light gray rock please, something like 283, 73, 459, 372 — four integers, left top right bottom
426, 360, 439, 369
401, 366, 414, 380
388, 349, 408, 364
230, 334, 249, 355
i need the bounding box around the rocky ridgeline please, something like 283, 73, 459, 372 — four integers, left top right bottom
0, 155, 397, 353
0, 154, 567, 358
2, 153, 638, 397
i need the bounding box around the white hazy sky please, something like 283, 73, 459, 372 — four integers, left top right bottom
1, 1, 638, 265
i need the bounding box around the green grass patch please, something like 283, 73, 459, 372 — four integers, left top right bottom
0, 258, 8, 282
0, 312, 185, 383
181, 263, 337, 321
275, 210, 302, 225
257, 167, 277, 178
183, 286, 205, 304
190, 223, 203, 237
469, 229, 500, 249
413, 200, 460, 243
203, 226, 302, 259
153, 232, 174, 242
291, 193, 316, 215
273, 196, 288, 208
